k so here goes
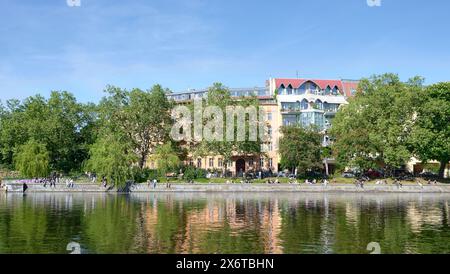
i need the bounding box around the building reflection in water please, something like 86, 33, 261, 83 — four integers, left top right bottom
132, 193, 450, 254
0, 192, 449, 254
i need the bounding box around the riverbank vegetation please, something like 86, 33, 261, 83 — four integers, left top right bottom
330, 74, 449, 178
0, 83, 264, 186
1, 74, 449, 186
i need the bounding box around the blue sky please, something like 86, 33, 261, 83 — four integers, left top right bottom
1, 0, 449, 103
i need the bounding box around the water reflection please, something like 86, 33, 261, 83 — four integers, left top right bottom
0, 192, 449, 254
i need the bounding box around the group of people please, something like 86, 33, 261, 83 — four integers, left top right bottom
224, 179, 254, 184
374, 179, 403, 188
31, 176, 76, 189
32, 177, 58, 188
305, 178, 330, 186
375, 178, 441, 188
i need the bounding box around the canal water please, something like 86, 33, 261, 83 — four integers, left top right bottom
0, 192, 449, 254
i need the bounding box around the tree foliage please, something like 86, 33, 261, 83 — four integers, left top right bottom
187, 83, 264, 170
85, 135, 137, 187
278, 126, 323, 175
330, 73, 419, 171
0, 91, 96, 172
14, 140, 50, 178
152, 143, 180, 181
410, 82, 450, 177
97, 85, 173, 169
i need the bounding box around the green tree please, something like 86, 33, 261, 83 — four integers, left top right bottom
187, 83, 264, 174
0, 92, 96, 173
14, 140, 50, 178
278, 126, 323, 175
98, 85, 173, 169
86, 135, 137, 187
330, 73, 418, 172
410, 82, 450, 178
152, 143, 180, 182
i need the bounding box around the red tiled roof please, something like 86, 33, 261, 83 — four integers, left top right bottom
275, 78, 343, 90
342, 81, 359, 97
274, 78, 360, 97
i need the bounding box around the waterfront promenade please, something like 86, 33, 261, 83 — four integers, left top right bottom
2, 180, 450, 193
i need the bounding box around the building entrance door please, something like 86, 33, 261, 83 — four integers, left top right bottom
236, 159, 246, 177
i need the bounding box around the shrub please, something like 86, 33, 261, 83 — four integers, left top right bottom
183, 166, 207, 181
132, 167, 158, 183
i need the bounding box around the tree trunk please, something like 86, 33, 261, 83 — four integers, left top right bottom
324, 160, 329, 176
139, 154, 146, 170
439, 161, 448, 179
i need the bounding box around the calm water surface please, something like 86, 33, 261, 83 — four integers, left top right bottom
0, 192, 449, 254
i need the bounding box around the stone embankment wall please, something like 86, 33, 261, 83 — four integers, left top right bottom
129, 183, 450, 193
1, 181, 112, 193
2, 181, 450, 193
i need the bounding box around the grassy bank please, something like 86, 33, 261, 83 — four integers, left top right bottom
146, 177, 449, 185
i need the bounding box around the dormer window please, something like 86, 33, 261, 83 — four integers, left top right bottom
306, 82, 318, 94
332, 86, 339, 95
279, 84, 286, 95
286, 85, 293, 95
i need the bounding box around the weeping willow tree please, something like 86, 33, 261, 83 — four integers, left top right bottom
85, 135, 137, 187
14, 140, 50, 178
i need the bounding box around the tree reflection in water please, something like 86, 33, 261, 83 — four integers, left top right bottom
0, 192, 449, 254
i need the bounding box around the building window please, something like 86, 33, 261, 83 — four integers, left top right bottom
209, 158, 214, 168
189, 159, 194, 166
260, 158, 265, 168
332, 87, 339, 95
269, 158, 273, 168
218, 158, 223, 167
279, 85, 286, 95
287, 86, 293, 95
267, 142, 273, 152
315, 99, 323, 110
301, 99, 309, 110
268, 126, 272, 139
267, 112, 272, 121
249, 159, 254, 167
299, 84, 306, 94
197, 158, 202, 168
